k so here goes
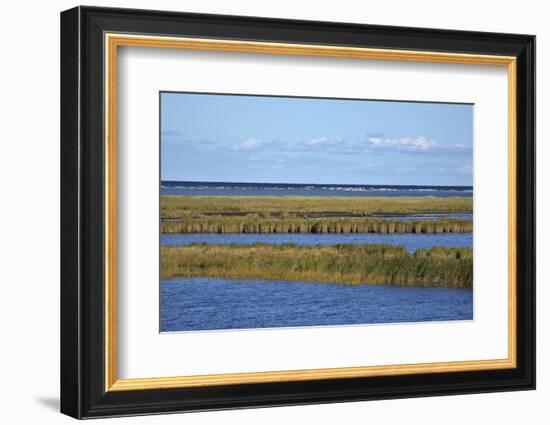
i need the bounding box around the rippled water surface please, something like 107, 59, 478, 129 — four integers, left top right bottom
161, 181, 473, 198
161, 232, 473, 253
161, 278, 473, 332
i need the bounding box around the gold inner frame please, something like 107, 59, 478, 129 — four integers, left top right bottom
104, 33, 517, 392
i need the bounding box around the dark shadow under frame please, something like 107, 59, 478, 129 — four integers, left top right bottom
61, 5, 535, 419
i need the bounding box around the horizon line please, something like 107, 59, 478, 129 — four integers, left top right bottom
160, 179, 473, 189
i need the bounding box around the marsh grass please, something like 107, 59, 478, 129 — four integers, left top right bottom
161, 243, 473, 288
160, 216, 472, 234
161, 195, 473, 217
161, 195, 472, 234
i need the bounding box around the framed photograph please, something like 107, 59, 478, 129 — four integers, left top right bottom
60, 6, 535, 419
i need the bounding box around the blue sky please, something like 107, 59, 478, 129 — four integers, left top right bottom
160, 92, 473, 186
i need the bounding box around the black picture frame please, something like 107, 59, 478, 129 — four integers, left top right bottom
61, 5, 535, 419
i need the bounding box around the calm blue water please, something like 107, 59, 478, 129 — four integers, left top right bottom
161, 181, 473, 198
161, 232, 473, 253
160, 278, 473, 332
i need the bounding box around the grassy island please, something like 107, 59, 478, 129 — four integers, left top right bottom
161, 243, 473, 288
162, 195, 473, 217
161, 216, 473, 234
161, 195, 473, 234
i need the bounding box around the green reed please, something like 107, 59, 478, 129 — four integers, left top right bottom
160, 216, 472, 234
161, 244, 473, 288
161, 195, 473, 218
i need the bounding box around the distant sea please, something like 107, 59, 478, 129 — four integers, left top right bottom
161, 181, 473, 198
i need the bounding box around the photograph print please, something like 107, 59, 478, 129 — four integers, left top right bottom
159, 92, 474, 333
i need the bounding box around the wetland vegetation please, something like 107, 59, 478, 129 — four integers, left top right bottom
161, 243, 473, 288
161, 196, 473, 234
161, 195, 473, 218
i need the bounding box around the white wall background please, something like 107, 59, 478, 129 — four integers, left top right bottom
0, 0, 545, 423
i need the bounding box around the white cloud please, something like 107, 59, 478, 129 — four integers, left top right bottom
367, 136, 435, 151
448, 144, 471, 151
231, 138, 265, 151
228, 135, 470, 158
304, 136, 343, 146
301, 135, 449, 154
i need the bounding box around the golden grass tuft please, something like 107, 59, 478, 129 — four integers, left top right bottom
161, 243, 473, 288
